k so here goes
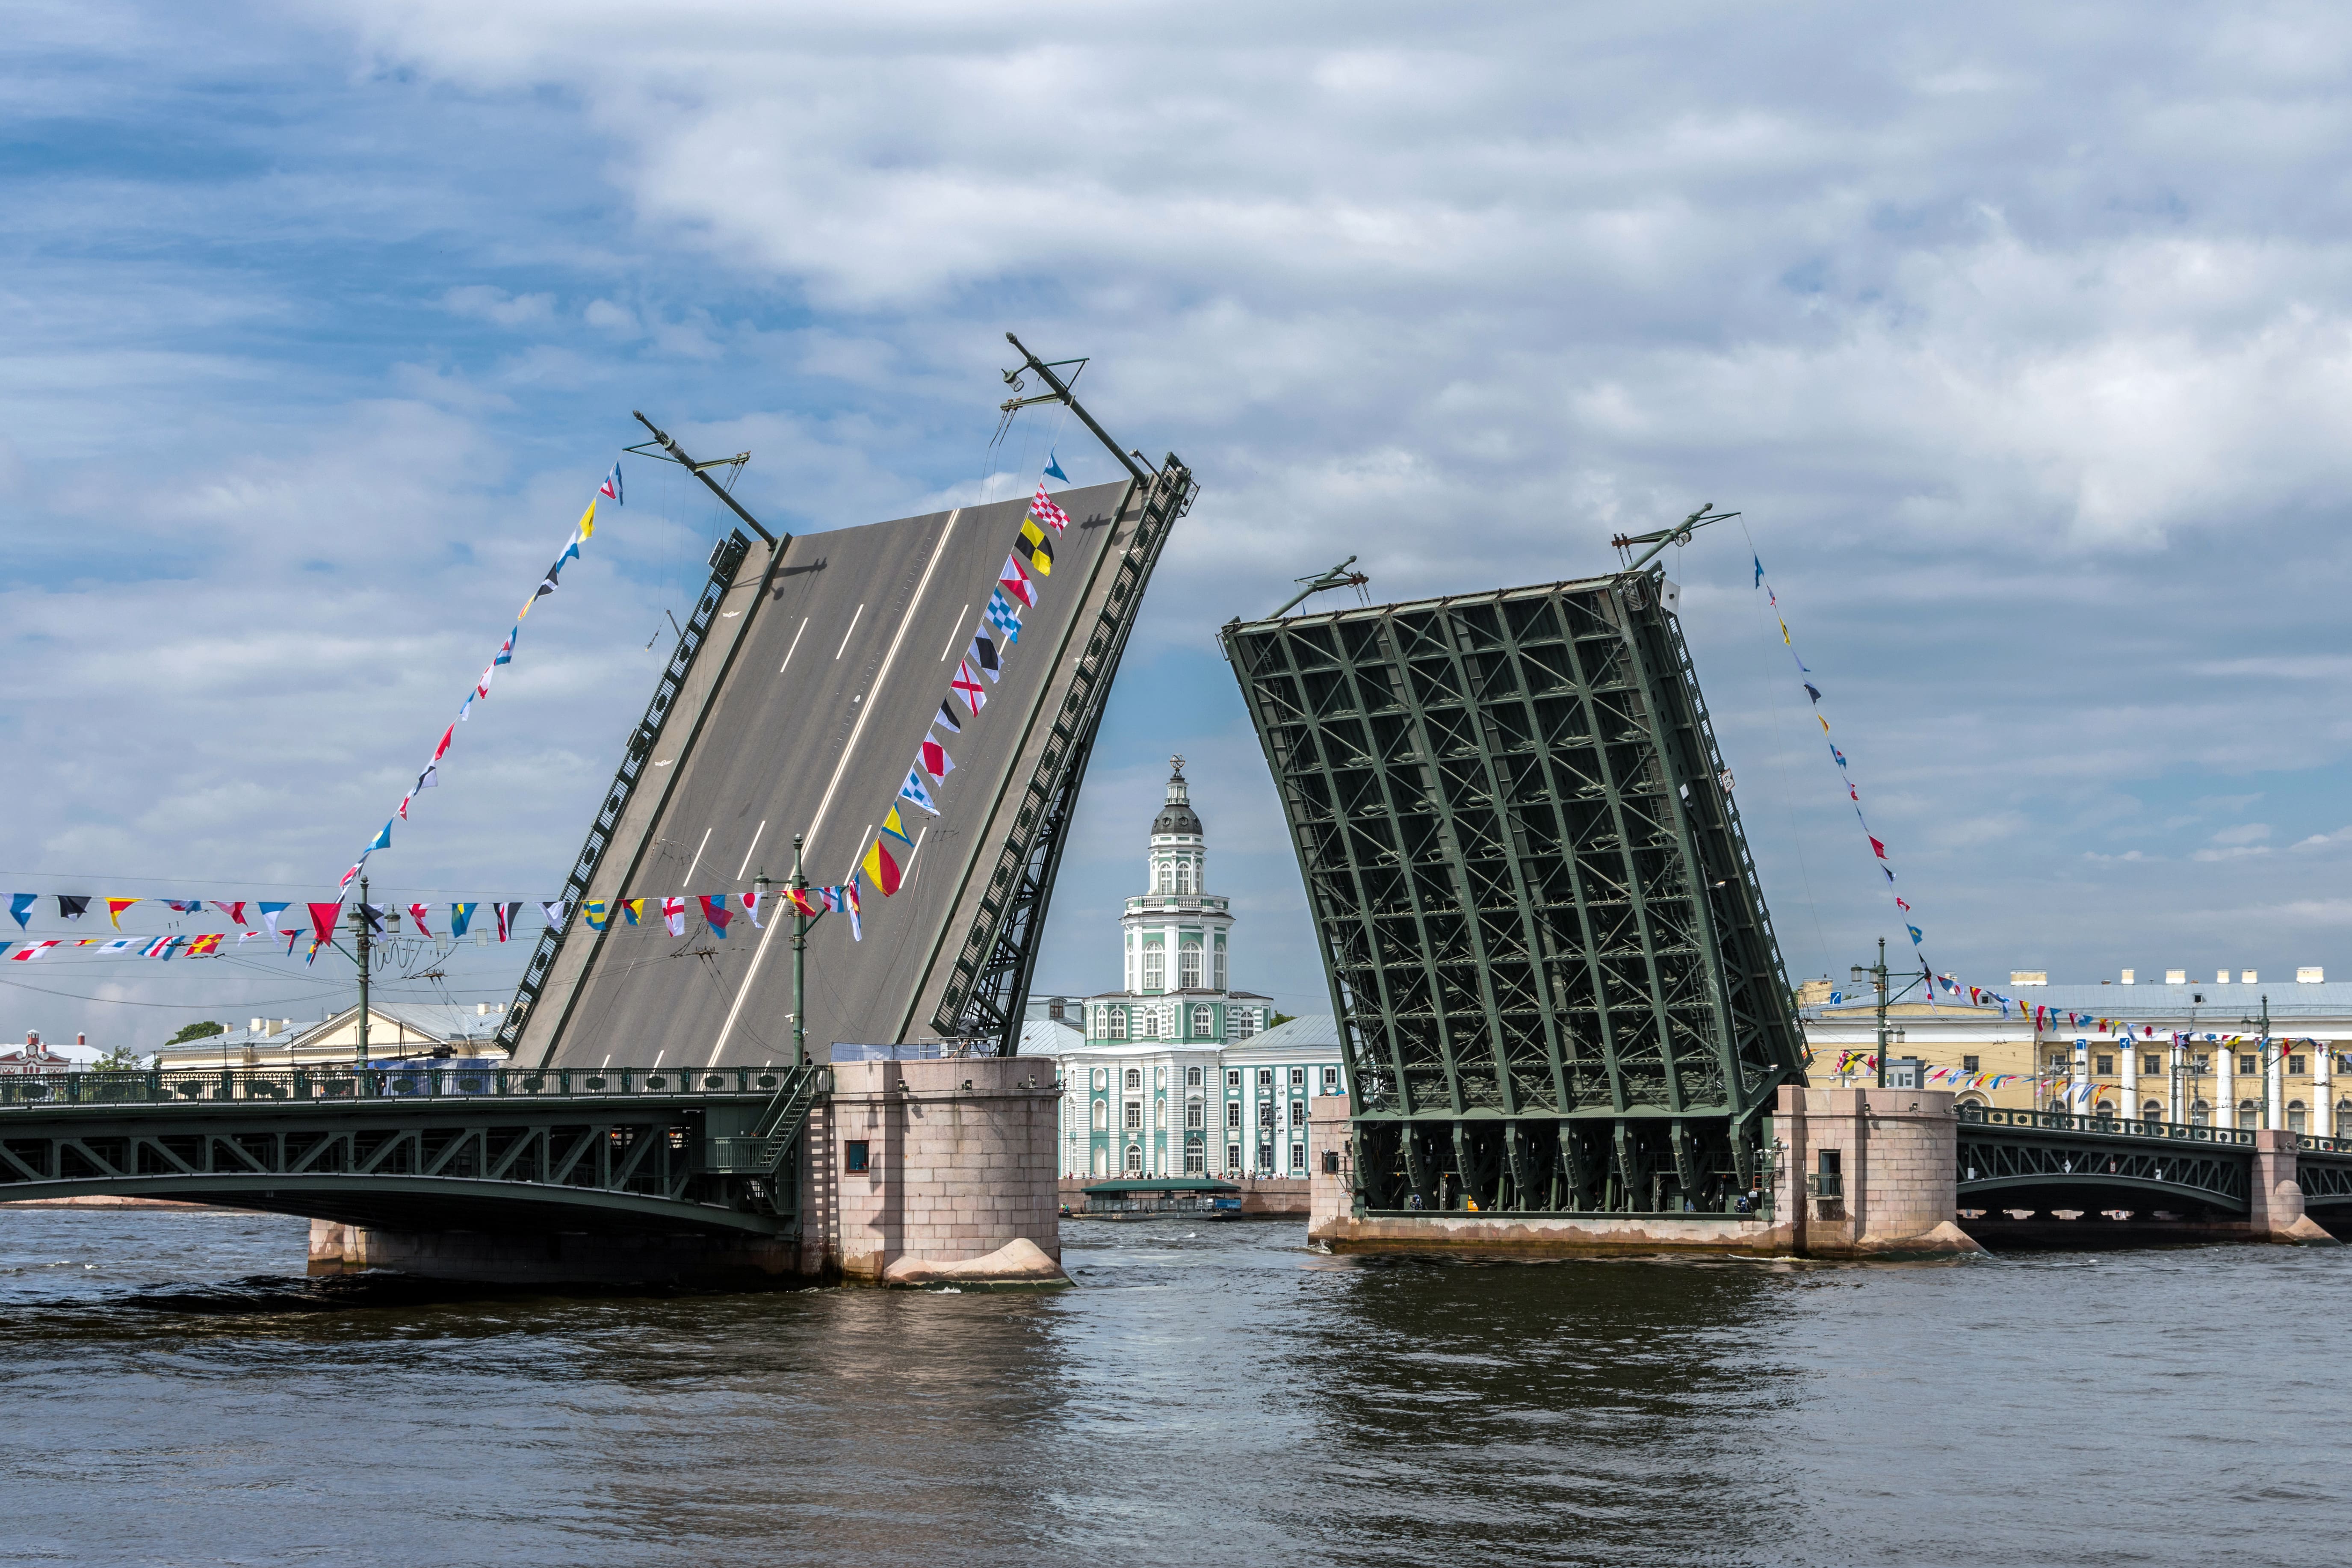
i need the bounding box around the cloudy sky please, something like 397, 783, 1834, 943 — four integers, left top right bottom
7, 3, 2351, 1053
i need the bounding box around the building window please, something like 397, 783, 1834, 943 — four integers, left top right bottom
1214, 946, 1227, 990
1125, 1068, 1141, 1091
1179, 943, 1203, 989
1141, 948, 1165, 992
2194, 1054, 2210, 1072
844, 1141, 871, 1173
2094, 1054, 2113, 1076
1290, 1143, 1306, 1172
1126, 1145, 1143, 1172
2239, 1055, 2259, 1076
1226, 1069, 1241, 1089
1258, 1069, 1274, 1088
1106, 1007, 1127, 1040
1175, 861, 1194, 894
1091, 1067, 1107, 1090
1192, 1004, 1213, 1037
1233, 1009, 1256, 1039
1258, 1103, 1276, 1128
1226, 1143, 1241, 1170
2142, 1100, 2163, 1122
2290, 1055, 2307, 1075
2191, 1099, 2210, 1125
2237, 1099, 2260, 1130
1186, 1065, 1203, 1087
2046, 1052, 2068, 1070
1289, 1067, 1306, 1087
2142, 1054, 2160, 1076
2288, 1100, 2307, 1133
1124, 1102, 1141, 1129
1185, 1148, 1205, 1174
1227, 1102, 1241, 1128
1137, 1008, 1160, 1040
1091, 1101, 1107, 1130
1321, 1066, 1339, 1090
1186, 1101, 1204, 1129
1962, 1055, 1980, 1073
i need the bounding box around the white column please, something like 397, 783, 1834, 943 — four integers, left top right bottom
2170, 1036, 2186, 1124
2216, 1041, 2234, 1130
2071, 1036, 2089, 1115
2317, 1043, 2334, 1137
2121, 1031, 2138, 1122
2267, 1031, 2286, 1131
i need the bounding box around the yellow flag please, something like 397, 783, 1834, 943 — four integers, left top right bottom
1817, 715, 1830, 734
577, 498, 597, 540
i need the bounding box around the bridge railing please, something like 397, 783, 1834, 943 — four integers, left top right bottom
0, 1064, 798, 1110
1957, 1104, 2257, 1146
2297, 1132, 2352, 1155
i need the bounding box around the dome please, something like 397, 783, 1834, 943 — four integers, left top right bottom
1153, 755, 1202, 836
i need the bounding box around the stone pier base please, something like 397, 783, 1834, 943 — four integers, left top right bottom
1303, 1088, 1987, 1260
307, 1221, 803, 1285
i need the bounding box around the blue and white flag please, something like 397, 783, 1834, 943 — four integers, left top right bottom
899, 767, 941, 816
984, 589, 1022, 644
599, 462, 623, 505
1043, 451, 1067, 482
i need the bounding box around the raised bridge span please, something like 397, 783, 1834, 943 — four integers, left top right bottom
0, 365, 1195, 1256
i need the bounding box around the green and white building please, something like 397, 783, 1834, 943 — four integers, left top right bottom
1047, 758, 1342, 1178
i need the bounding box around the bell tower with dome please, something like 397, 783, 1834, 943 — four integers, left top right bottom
1083, 757, 1269, 1051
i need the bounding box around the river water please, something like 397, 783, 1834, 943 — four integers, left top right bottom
0, 1211, 2344, 1567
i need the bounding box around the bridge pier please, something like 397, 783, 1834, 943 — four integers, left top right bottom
2250, 1130, 2335, 1244
1772, 1086, 1983, 1259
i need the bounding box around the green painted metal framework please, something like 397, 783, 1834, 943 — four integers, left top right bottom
2296, 1140, 2352, 1210
0, 1063, 825, 1235
1954, 1107, 2253, 1213
1223, 567, 1807, 1216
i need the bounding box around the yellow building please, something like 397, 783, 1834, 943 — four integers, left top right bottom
1797, 968, 2351, 1136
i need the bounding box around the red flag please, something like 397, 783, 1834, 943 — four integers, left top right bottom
951, 660, 986, 716
408, 903, 433, 938
433, 726, 455, 762
1869, 836, 1888, 859
998, 555, 1037, 608
307, 902, 341, 944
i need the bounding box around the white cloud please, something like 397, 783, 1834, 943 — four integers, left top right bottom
440, 284, 556, 326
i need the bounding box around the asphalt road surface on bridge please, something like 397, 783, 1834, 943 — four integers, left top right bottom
515, 478, 1138, 1071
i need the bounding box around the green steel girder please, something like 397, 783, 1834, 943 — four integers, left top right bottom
1956, 1122, 2251, 1214
0, 1065, 826, 1235
2297, 1152, 2352, 1210
1223, 568, 1807, 1217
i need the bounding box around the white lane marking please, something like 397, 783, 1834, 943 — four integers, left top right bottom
682, 827, 712, 887
777, 617, 809, 673
834, 603, 865, 660
938, 606, 968, 661
903, 825, 929, 873
652, 1049, 665, 1069
734, 821, 768, 882
709, 510, 964, 1066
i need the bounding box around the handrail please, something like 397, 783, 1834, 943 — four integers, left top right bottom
0, 1063, 797, 1110
1956, 1104, 2257, 1146
2297, 1132, 2352, 1155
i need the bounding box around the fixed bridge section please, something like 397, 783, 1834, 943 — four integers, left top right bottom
0, 1064, 824, 1236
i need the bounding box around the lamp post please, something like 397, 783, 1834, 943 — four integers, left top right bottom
1851, 936, 1891, 1089
350, 876, 372, 1067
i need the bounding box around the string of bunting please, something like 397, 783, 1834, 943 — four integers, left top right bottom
851, 460, 1074, 930
330, 461, 626, 897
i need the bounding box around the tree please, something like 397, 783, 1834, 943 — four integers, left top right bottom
165, 1020, 225, 1047
1268, 1011, 1295, 1028
89, 1044, 152, 1071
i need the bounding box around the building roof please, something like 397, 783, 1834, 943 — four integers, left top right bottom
1223, 1013, 1341, 1057
1081, 1177, 1239, 1195
1020, 1019, 1084, 1054
175, 1001, 506, 1060
1808, 980, 2352, 1025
